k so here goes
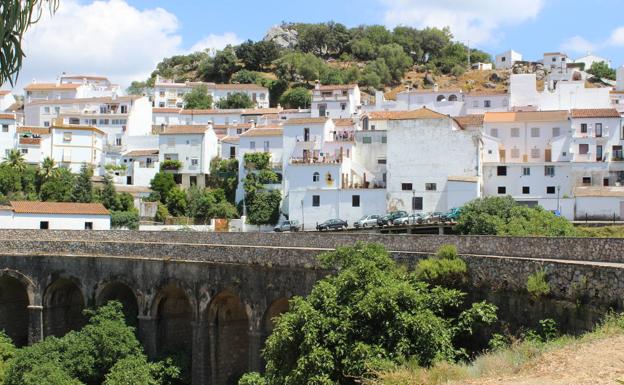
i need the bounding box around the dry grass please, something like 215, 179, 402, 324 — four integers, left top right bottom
575, 225, 624, 238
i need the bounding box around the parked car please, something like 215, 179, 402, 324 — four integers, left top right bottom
353, 214, 381, 228
446, 207, 462, 222
425, 212, 450, 224
394, 213, 424, 226
377, 211, 408, 226
316, 218, 348, 231
273, 220, 301, 232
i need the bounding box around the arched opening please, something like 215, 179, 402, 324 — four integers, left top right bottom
262, 298, 289, 338
0, 275, 29, 346
436, 95, 446, 102
448, 94, 458, 101
97, 282, 139, 328
43, 278, 86, 338
155, 284, 192, 357
208, 292, 249, 385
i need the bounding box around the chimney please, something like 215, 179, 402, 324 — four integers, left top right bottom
433, 83, 439, 92
315, 80, 321, 90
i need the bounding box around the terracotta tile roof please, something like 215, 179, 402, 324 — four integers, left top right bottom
17, 126, 51, 135
483, 110, 569, 123
0, 90, 10, 96
180, 109, 244, 115
152, 107, 181, 113
241, 108, 281, 115
402, 88, 462, 94
570, 108, 621, 118
10, 201, 109, 215
239, 126, 283, 137
453, 114, 485, 128
24, 83, 81, 91
212, 83, 267, 90
611, 90, 624, 94
123, 149, 159, 157
281, 117, 329, 125
334, 118, 355, 127
367, 108, 449, 121
18, 137, 41, 146
0, 113, 15, 120
317, 84, 358, 90
220, 135, 240, 143
52, 122, 105, 136
160, 125, 210, 135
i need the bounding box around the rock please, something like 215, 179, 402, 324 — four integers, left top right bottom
264, 24, 298, 49
535, 69, 547, 81
489, 73, 503, 83
424, 73, 435, 85
484, 82, 497, 89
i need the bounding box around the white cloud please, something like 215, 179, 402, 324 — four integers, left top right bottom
608, 26, 624, 46
15, 0, 239, 90
381, 0, 544, 45
189, 32, 241, 54
560, 36, 596, 54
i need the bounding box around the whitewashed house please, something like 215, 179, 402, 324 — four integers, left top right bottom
24, 75, 120, 104
158, 125, 219, 188
495, 50, 523, 69
393, 86, 465, 116
464, 91, 510, 114
311, 83, 361, 119
543, 52, 569, 71
118, 149, 160, 187
0, 201, 110, 230
0, 91, 16, 112
574, 54, 611, 70
0, 113, 17, 159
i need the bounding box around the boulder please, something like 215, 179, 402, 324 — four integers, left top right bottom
484, 82, 497, 89
264, 24, 298, 49
424, 73, 435, 85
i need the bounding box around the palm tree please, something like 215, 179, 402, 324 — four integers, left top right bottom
39, 157, 55, 179
4, 149, 26, 172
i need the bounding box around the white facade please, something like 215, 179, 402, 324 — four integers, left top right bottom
574, 54, 611, 70
543, 52, 568, 71
24, 75, 120, 104
0, 91, 16, 112
311, 84, 361, 119
617, 66, 624, 91
0, 201, 110, 230
496, 50, 523, 69
0, 114, 17, 160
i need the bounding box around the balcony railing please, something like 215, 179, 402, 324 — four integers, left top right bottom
332, 132, 354, 142
290, 155, 342, 165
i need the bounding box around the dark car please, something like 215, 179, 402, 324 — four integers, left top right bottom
316, 218, 348, 231
273, 220, 301, 232
377, 210, 408, 226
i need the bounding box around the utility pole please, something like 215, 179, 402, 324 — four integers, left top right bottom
301, 199, 304, 231
467, 40, 471, 68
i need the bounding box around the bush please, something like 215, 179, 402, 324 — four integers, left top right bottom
278, 87, 311, 109
415, 244, 466, 287
155, 203, 169, 223
160, 160, 182, 171
111, 210, 139, 230
451, 64, 465, 77
527, 270, 550, 298
436, 244, 458, 259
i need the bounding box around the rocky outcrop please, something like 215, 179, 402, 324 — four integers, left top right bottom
512, 61, 548, 80
264, 24, 298, 49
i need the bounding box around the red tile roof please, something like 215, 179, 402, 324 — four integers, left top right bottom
0, 113, 15, 120
152, 107, 181, 113
484, 110, 569, 123
570, 109, 621, 118
160, 125, 210, 135
367, 108, 449, 120
24, 83, 81, 91
281, 117, 329, 125
10, 201, 109, 215
453, 114, 485, 128
123, 149, 159, 157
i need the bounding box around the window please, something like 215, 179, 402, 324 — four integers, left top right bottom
362, 136, 372, 144
43, 121, 50, 127
21, 148, 28, 154
552, 127, 560, 137
595, 123, 603, 137
522, 167, 531, 176
229, 146, 236, 159
412, 196, 423, 210
381, 136, 387, 143
425, 183, 437, 191
304, 127, 310, 142
69, 117, 79, 125
484, 100, 491, 108
522, 186, 530, 194
582, 176, 591, 186
318, 104, 327, 117
352, 195, 360, 207
159, 91, 165, 97
340, 103, 347, 111
448, 94, 458, 101
159, 102, 165, 108
44, 106, 50, 113
39, 221, 49, 230
546, 186, 556, 194
115, 137, 122, 146
497, 166, 507, 176
490, 128, 498, 137
84, 222, 93, 230
597, 145, 603, 161
531, 127, 540, 137
189, 176, 197, 186
250, 141, 256, 150
1, 124, 8, 133
580, 123, 587, 134
530, 148, 540, 158
511, 127, 520, 137
498, 186, 506, 194
377, 158, 387, 164
312, 195, 320, 207
544, 166, 555, 176
402, 183, 413, 191
191, 158, 199, 166
126, 176, 133, 185
579, 144, 589, 155
511, 148, 520, 158
501, 57, 506, 62
313, 172, 320, 182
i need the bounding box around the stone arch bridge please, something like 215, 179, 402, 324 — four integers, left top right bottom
1, 230, 624, 385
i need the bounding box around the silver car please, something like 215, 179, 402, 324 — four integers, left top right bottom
394, 213, 424, 226
353, 214, 381, 228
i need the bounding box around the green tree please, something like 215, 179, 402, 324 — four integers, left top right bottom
392, 26, 424, 61
183, 84, 213, 109
207, 158, 239, 203
72, 164, 94, 203
216, 92, 254, 109
246, 190, 281, 225
110, 210, 139, 230
39, 157, 56, 180
377, 43, 413, 83
1, 1, 59, 86
40, 167, 75, 202
295, 22, 350, 57
100, 174, 119, 210
231, 70, 262, 84
166, 186, 188, 217
126, 81, 150, 96
155, 202, 170, 222
279, 87, 311, 109
200, 46, 240, 83
235, 40, 281, 71
267, 79, 289, 108
150, 172, 176, 204
246, 243, 497, 385
4, 149, 26, 172
588, 61, 616, 80
350, 38, 377, 61
0, 331, 16, 384
362, 59, 391, 87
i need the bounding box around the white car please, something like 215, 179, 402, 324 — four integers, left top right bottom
353, 215, 381, 228
394, 213, 424, 225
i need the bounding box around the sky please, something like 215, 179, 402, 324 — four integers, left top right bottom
6, 0, 624, 92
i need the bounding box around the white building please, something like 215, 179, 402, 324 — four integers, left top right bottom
0, 113, 17, 159
0, 201, 110, 230
0, 91, 16, 112
496, 50, 523, 69
543, 52, 568, 71
158, 125, 219, 188
574, 54, 611, 70
311, 83, 361, 119
24, 75, 120, 104
117, 149, 160, 187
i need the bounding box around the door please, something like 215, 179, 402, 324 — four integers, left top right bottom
620, 201, 624, 220
596, 145, 603, 162
545, 149, 552, 162
304, 128, 310, 142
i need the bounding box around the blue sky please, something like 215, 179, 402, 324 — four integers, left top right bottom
9, 0, 624, 90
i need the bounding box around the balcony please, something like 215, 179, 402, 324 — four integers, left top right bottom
331, 131, 354, 142
19, 137, 41, 146
290, 154, 342, 165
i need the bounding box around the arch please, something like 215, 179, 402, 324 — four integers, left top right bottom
207, 291, 250, 385
96, 282, 139, 328
153, 284, 193, 357
436, 95, 446, 102
0, 275, 30, 346
312, 172, 320, 182
262, 297, 289, 338
43, 278, 86, 338
448, 94, 458, 102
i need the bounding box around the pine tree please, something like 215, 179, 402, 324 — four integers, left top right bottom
100, 174, 119, 210
72, 163, 94, 203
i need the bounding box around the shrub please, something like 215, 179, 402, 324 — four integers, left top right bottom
160, 160, 182, 171
436, 244, 458, 259
155, 203, 169, 223
526, 270, 550, 298
111, 210, 139, 230
415, 244, 467, 287
451, 64, 465, 77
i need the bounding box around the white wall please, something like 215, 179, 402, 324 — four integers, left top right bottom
617, 66, 624, 91
510, 74, 612, 109
576, 196, 624, 220
0, 213, 110, 230
126, 97, 153, 136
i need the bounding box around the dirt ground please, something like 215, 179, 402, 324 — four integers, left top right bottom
462, 335, 624, 385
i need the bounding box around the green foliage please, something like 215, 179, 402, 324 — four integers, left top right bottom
238, 372, 267, 385
252, 243, 497, 385
110, 210, 139, 230
155, 202, 170, 222
166, 187, 188, 217
587, 61, 616, 80
186, 186, 238, 221
244, 152, 272, 171
294, 21, 351, 57
231, 70, 263, 84
72, 164, 94, 203
216, 92, 255, 109
198, 45, 241, 83
455, 196, 576, 237
207, 158, 239, 203
415, 245, 467, 287
40, 167, 76, 202
274, 52, 325, 82
1, 1, 59, 86
160, 160, 182, 171
279, 87, 311, 109
126, 81, 150, 96
183, 84, 213, 109
246, 190, 281, 225
150, 172, 176, 204
235, 40, 281, 71
267, 79, 289, 107
377, 43, 414, 83
527, 270, 550, 298
0, 331, 16, 384
362, 59, 392, 88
